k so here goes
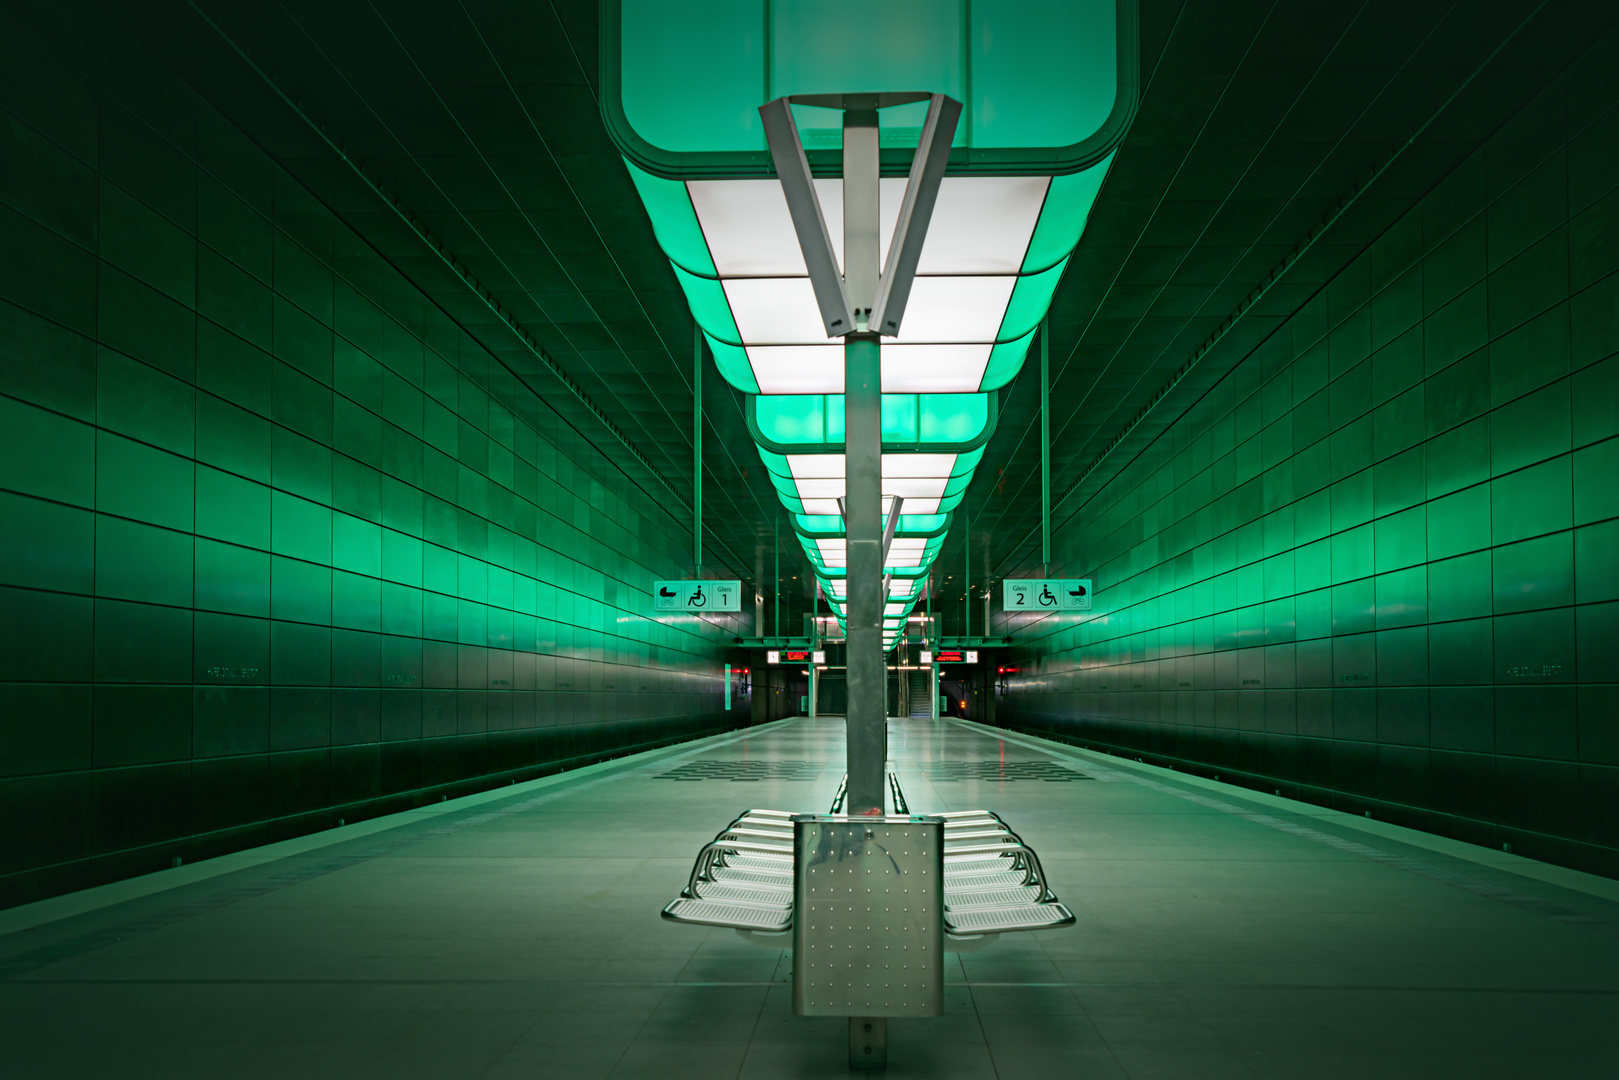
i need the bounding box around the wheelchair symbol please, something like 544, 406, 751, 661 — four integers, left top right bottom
1038, 584, 1057, 607
688, 584, 706, 608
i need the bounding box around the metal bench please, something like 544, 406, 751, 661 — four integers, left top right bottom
662, 774, 1074, 939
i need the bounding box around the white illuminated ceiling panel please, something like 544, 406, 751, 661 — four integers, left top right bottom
884, 477, 949, 499
690, 178, 907, 276
784, 455, 958, 515
787, 455, 847, 480
751, 344, 992, 394
917, 177, 1049, 273
883, 452, 957, 476
724, 278, 828, 344
794, 478, 847, 500
730, 277, 1013, 347
687, 180, 810, 276
880, 345, 991, 392
889, 277, 1017, 344
750, 345, 843, 393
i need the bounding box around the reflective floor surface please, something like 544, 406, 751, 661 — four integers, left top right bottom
2, 717, 1617, 1078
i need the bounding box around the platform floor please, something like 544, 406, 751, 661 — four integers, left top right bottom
2, 717, 1617, 1078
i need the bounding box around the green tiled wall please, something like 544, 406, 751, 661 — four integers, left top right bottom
999, 49, 1619, 874
0, 15, 744, 907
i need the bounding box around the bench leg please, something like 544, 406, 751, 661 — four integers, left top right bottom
849, 1017, 886, 1069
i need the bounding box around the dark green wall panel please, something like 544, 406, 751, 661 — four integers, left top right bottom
0, 10, 746, 908
999, 43, 1619, 876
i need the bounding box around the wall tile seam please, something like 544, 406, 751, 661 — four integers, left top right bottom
0, 723, 717, 786
1080, 265, 1608, 528
0, 90, 735, 660
1019, 597, 1598, 645
32, 364, 673, 569
66, 165, 686, 537
1, 552, 700, 646
0, 328, 620, 547
20, 58, 757, 557
1049, 456, 1603, 593
1077, 376, 1546, 555
1077, 501, 1574, 591
1073, 409, 1590, 567
0, 135, 436, 365
1085, 356, 1555, 533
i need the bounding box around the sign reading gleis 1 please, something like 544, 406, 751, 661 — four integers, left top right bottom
1002, 579, 1093, 611
653, 580, 741, 612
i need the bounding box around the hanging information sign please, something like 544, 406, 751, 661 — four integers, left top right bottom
653, 580, 741, 612
1002, 579, 1092, 611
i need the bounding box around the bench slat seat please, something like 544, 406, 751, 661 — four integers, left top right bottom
944, 903, 1076, 934
662, 898, 792, 932
944, 885, 1045, 908
722, 854, 793, 872
708, 866, 793, 887
944, 869, 1031, 889
694, 881, 794, 905
662, 800, 1074, 938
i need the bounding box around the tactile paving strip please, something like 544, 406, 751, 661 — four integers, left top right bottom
921, 760, 1091, 782
653, 759, 827, 781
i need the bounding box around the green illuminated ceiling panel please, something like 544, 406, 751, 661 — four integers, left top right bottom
602, 0, 1138, 647
631, 159, 1112, 397
605, 0, 1139, 178
749, 393, 996, 454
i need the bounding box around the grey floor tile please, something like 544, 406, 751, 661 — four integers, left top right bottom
3, 718, 1617, 1079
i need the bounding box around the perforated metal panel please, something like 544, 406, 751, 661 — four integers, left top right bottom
792, 816, 944, 1018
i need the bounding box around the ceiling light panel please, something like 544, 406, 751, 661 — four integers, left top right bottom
748, 344, 994, 394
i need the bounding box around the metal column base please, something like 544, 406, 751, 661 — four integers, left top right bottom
849, 1017, 886, 1069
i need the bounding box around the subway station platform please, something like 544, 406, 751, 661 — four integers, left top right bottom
2, 718, 1616, 1079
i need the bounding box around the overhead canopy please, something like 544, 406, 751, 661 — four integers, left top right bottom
603, 0, 1138, 648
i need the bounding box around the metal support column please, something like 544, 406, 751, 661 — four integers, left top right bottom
963, 507, 971, 642
693, 325, 703, 577
1041, 317, 1051, 577
850, 1018, 886, 1069
759, 92, 958, 817
809, 583, 819, 718
844, 333, 884, 812
841, 104, 884, 815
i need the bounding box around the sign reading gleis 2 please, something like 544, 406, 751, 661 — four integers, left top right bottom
654, 580, 742, 612
1003, 579, 1092, 611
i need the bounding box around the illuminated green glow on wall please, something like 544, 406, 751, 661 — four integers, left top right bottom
0, 43, 744, 905
996, 82, 1619, 863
